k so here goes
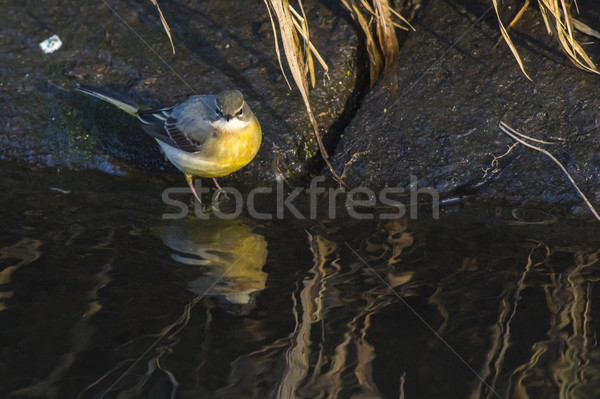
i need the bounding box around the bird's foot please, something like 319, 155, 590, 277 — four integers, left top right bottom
213, 188, 231, 202
211, 177, 231, 202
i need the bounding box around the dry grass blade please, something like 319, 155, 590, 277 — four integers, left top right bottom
495, 1, 599, 76
499, 121, 600, 222
508, 130, 557, 145
289, 5, 328, 77
387, 5, 414, 31
492, 0, 532, 80
510, 0, 530, 31
265, 4, 293, 90
572, 18, 600, 40
149, 0, 175, 54
538, 0, 598, 73
264, 0, 344, 183
292, 1, 313, 87
357, 0, 414, 31
374, 0, 399, 70
341, 0, 383, 85
340, 0, 411, 86
288, 3, 324, 88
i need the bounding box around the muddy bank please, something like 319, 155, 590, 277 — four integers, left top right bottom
0, 0, 360, 186
3, 0, 600, 211
331, 0, 600, 210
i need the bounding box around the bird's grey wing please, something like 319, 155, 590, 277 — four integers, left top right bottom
138, 107, 195, 151
138, 95, 217, 153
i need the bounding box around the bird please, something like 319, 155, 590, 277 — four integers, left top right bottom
75, 83, 262, 202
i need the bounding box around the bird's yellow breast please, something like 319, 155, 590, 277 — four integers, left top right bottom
157, 118, 262, 178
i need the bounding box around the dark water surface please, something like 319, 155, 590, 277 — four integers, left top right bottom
2, 164, 600, 399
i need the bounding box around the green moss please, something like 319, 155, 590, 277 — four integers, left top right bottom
303, 141, 315, 159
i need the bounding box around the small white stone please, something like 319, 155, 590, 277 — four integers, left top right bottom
39, 35, 62, 54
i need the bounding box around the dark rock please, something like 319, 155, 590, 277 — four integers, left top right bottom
332, 0, 600, 209
0, 0, 360, 186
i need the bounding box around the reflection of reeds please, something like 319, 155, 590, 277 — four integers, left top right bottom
0, 238, 42, 312
469, 241, 549, 399
467, 243, 600, 399
259, 222, 417, 398
274, 232, 336, 398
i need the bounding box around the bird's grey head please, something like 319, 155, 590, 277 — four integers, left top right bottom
215, 90, 250, 122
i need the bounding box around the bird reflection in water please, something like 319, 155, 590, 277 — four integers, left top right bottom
158, 215, 268, 310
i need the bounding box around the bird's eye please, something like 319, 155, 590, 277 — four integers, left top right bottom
216, 108, 223, 117
237, 109, 243, 116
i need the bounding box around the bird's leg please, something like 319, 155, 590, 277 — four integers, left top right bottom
212, 177, 223, 191
185, 174, 203, 204
212, 177, 230, 201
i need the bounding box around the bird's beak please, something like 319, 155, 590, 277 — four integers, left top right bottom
225, 114, 233, 121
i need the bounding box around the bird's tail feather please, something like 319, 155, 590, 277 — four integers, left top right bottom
75, 83, 140, 116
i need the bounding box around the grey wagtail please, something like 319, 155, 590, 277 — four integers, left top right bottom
75, 83, 262, 201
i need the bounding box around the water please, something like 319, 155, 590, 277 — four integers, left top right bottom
2, 164, 600, 399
